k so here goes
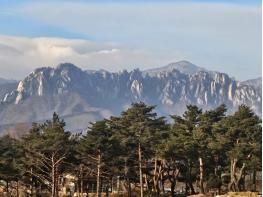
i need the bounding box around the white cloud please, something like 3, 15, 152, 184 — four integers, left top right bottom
15, 2, 261, 47
0, 1, 261, 80
0, 35, 178, 79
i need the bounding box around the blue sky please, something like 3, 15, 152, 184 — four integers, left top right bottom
0, 0, 261, 4
0, 0, 261, 80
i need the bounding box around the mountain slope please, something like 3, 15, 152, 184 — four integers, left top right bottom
0, 62, 261, 133
240, 77, 262, 94
144, 60, 207, 75
0, 78, 18, 101
0, 78, 16, 85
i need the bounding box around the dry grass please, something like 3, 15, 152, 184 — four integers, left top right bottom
227, 192, 258, 197
188, 194, 209, 197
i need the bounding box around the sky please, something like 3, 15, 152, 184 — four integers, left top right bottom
0, 0, 261, 80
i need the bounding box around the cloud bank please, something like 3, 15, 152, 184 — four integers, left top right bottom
0, 35, 176, 79
0, 1, 261, 80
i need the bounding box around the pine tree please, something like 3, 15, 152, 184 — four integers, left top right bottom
78, 119, 119, 197
193, 104, 227, 193
0, 135, 23, 195
212, 105, 261, 191
111, 102, 167, 197
169, 105, 202, 195
21, 112, 72, 197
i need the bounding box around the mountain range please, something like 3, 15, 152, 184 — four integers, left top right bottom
0, 60, 261, 134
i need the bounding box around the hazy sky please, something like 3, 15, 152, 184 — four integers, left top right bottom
0, 0, 261, 80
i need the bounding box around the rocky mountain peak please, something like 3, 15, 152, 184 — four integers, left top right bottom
240, 77, 262, 92
56, 63, 82, 73
2, 64, 88, 104
0, 62, 261, 132
144, 60, 206, 75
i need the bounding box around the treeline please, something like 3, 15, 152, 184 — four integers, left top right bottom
0, 103, 261, 197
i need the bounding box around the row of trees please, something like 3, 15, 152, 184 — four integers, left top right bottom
0, 103, 261, 196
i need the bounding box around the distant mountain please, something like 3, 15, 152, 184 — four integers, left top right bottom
0, 78, 16, 85
240, 77, 262, 94
0, 62, 261, 133
144, 60, 207, 75
0, 78, 17, 102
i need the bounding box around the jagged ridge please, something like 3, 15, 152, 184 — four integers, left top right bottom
0, 62, 261, 131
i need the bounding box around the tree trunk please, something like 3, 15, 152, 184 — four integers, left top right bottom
190, 183, 195, 195
168, 167, 180, 197
106, 183, 109, 197
51, 154, 56, 197
96, 152, 101, 197
187, 160, 195, 195
76, 179, 79, 197
156, 181, 160, 195
228, 159, 246, 192
30, 167, 33, 197
55, 166, 59, 197
127, 178, 131, 197
111, 177, 113, 194
161, 173, 165, 194
154, 159, 162, 195
80, 165, 83, 197
252, 169, 256, 191
199, 157, 204, 194
6, 181, 9, 196
228, 159, 236, 191
144, 174, 148, 191
153, 157, 157, 192
16, 180, 19, 197
236, 163, 246, 191
138, 142, 144, 197
171, 181, 175, 197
